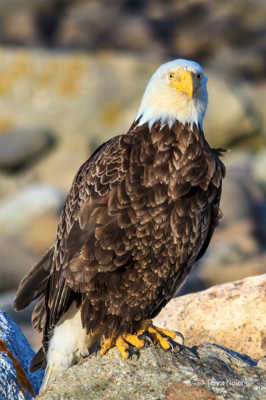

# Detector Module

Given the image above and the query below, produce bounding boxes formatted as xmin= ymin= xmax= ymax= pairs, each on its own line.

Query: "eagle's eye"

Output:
xmin=168 ymin=72 xmax=175 ymax=80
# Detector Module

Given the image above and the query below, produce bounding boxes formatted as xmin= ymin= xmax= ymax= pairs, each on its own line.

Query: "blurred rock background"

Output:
xmin=0 ymin=0 xmax=265 ymax=351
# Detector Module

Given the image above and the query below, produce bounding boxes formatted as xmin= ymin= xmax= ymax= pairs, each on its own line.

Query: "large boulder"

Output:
xmin=37 ymin=341 xmax=265 ymax=400
xmin=0 ymin=312 xmax=43 ymax=399
xmin=155 ymin=274 xmax=266 ymax=360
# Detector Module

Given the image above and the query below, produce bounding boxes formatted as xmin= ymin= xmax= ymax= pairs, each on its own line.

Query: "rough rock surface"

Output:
xmin=154 ymin=274 xmax=266 ymax=360
xmin=37 ymin=342 xmax=265 ymax=400
xmin=0 ymin=312 xmax=43 ymax=399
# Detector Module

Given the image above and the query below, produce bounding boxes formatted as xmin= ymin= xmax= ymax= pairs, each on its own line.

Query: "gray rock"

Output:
xmin=208 ymin=47 xmax=265 ymax=82
xmin=0 ymin=236 xmax=37 ymax=292
xmin=0 ymin=312 xmax=43 ymax=399
xmin=240 ymin=82 xmax=266 ymax=144
xmin=199 ymin=243 xmax=266 ymax=287
xmin=37 ymin=341 xmax=265 ymax=400
xmin=220 ymin=152 xmax=266 ymax=243
xmin=219 ymin=152 xmax=260 ymax=222
xmin=0 ymin=129 xmax=55 ymax=171
xmin=221 ymin=176 xmax=252 ymax=223
xmin=0 ymin=184 xmax=65 ymax=235
xmin=204 ymin=73 xmax=261 ymax=148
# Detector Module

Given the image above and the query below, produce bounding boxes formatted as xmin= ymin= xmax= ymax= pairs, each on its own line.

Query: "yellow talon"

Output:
xmin=136 ymin=320 xmax=179 ymax=350
xmin=148 ymin=326 xmax=171 ymax=349
xmin=156 ymin=327 xmax=176 ymax=339
xmin=116 ymin=336 xmax=130 ymax=359
xmin=123 ymin=333 xmax=145 ymax=348
xmin=99 ymin=337 xmax=113 ymax=356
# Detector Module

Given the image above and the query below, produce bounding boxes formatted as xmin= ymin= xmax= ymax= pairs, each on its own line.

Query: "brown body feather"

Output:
xmin=14 ymin=120 xmax=225 ymax=371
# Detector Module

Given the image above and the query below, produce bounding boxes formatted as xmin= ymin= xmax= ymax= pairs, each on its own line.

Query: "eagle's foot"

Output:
xmin=99 ymin=334 xmax=145 ymax=359
xmin=136 ymin=320 xmax=184 ymax=351
xmin=99 ymin=322 xmax=184 ymax=359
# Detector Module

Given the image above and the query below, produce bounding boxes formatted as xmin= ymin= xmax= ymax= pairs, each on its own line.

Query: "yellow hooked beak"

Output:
xmin=169 ymin=70 xmax=194 ymax=99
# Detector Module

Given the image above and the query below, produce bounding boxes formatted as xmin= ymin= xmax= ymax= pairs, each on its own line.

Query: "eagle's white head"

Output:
xmin=136 ymin=59 xmax=208 ymax=129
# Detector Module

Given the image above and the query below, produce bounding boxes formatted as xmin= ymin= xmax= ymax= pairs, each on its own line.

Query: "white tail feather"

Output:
xmin=39 ymin=301 xmax=93 ymax=393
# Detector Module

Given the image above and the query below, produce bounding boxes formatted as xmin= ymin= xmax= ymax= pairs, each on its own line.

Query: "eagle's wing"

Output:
xmin=196 ymin=188 xmax=222 ymax=262
xmin=14 ymin=246 xmax=54 ymax=310
xmin=13 ymin=133 xmax=132 ymax=337
xmin=196 ymin=149 xmax=225 ymax=262
xmin=47 ymin=133 xmax=133 ymax=328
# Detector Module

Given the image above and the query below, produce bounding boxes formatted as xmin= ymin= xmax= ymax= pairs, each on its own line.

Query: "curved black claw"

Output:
xmin=138 ymin=331 xmax=153 ymax=347
xmin=126 ymin=347 xmax=140 ymax=360
xmin=93 ymin=344 xmax=102 ymax=356
xmin=174 ymin=331 xmax=185 ymax=346
xmin=167 ymin=338 xmax=184 ymax=353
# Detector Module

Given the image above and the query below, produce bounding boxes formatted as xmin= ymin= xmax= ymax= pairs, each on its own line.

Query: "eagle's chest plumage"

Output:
xmin=125 ymin=122 xmax=214 ymax=257
xmin=106 ymin=121 xmax=222 ymax=320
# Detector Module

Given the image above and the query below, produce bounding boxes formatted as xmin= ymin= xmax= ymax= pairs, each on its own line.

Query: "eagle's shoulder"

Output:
xmin=58 ymin=133 xmax=132 ymax=234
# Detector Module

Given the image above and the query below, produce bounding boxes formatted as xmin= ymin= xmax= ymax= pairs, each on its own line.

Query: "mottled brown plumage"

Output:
xmin=15 ymin=119 xmax=225 ymax=369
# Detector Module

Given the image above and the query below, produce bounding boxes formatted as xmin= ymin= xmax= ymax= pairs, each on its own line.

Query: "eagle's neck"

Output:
xmin=130 ymin=118 xmax=206 ymax=146
xmin=136 ymin=105 xmax=204 ymax=131
xmin=135 ymin=85 xmax=207 ymax=130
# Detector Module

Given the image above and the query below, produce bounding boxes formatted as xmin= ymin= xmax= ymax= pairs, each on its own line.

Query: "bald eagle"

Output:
xmin=14 ymin=59 xmax=225 ymax=391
